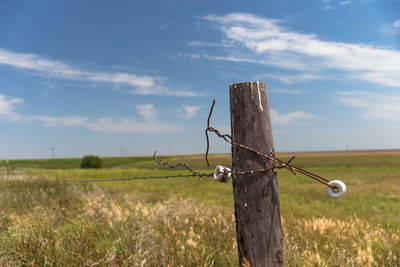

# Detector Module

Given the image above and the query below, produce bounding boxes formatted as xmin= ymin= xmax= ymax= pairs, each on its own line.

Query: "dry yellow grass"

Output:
xmin=283 ymin=216 xmax=400 ymax=266
xmin=1 ymin=180 xmax=399 ymax=266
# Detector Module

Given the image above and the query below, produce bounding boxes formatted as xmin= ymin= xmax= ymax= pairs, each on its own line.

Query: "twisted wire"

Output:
xmin=36 ymin=152 xmax=212 ymax=183
xmin=153 ymin=151 xmax=212 ymax=178
xmin=205 ymin=99 xmax=333 ymax=189
xmin=44 ymin=173 xmax=206 ymax=183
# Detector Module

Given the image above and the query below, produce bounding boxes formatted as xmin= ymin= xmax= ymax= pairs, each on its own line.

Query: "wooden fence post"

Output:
xmin=230 ymin=82 xmax=283 ymax=266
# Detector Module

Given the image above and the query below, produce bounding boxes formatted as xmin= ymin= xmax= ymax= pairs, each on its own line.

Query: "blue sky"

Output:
xmin=1 ymin=0 xmax=400 ymax=159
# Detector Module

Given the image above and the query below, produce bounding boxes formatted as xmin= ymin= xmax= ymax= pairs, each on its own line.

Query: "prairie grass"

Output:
xmin=283 ymin=216 xmax=400 ymax=266
xmin=1 ymin=153 xmax=400 ymax=265
xmin=1 ymin=180 xmax=399 ymax=266
xmin=0 ymin=181 xmax=238 ymax=266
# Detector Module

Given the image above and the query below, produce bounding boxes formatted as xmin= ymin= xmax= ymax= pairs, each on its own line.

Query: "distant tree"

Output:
xmin=80 ymin=155 xmax=102 ymax=169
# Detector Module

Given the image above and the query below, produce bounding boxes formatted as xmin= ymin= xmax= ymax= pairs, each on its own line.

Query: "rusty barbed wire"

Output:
xmin=29 ymin=153 xmax=212 ymax=183
xmin=153 ymin=151 xmax=212 ymax=178
xmin=43 ymin=173 xmax=208 ymax=183
xmin=205 ymin=99 xmax=334 ymax=189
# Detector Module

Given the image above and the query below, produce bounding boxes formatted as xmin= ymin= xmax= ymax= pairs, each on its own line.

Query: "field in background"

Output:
xmin=1 ymin=152 xmax=400 ymax=265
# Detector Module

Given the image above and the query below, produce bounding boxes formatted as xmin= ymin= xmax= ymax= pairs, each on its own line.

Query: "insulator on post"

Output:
xmin=213 ymin=165 xmax=231 ymax=183
xmin=326 ymin=180 xmax=347 ymax=199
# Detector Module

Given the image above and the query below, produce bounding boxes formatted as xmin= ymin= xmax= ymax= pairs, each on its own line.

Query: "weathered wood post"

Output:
xmin=230 ymin=82 xmax=283 ymax=266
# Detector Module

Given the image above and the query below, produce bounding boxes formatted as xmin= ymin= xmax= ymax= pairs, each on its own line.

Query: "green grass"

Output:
xmin=3 ymin=156 xmax=156 ymax=169
xmin=1 ymin=153 xmax=400 ymax=265
xmin=14 ymin=153 xmax=400 ymax=227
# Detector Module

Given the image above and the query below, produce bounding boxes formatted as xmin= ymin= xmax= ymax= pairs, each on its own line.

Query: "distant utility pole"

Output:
xmin=52 ymin=147 xmax=55 ymax=159
xmin=119 ymin=147 xmax=126 ymax=157
xmin=168 ymin=145 xmax=172 ymax=155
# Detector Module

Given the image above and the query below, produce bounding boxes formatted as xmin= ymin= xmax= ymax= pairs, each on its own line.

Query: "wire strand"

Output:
xmin=205 ymin=99 xmax=334 ymax=189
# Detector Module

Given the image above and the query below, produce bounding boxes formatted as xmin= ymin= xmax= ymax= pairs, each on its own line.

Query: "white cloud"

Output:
xmin=200 ymin=13 xmax=400 ymax=88
xmin=382 ymin=24 xmax=399 ymax=36
xmin=188 ymin=41 xmax=233 ymax=48
xmin=255 ymin=73 xmax=323 ymax=84
xmin=0 ymin=95 xmax=23 ymax=121
xmin=337 ymin=91 xmax=400 ymax=121
xmin=177 ymin=105 xmax=202 ymax=119
xmin=136 ymin=104 xmax=158 ymax=121
xmin=86 ymin=118 xmax=179 ymax=134
xmin=202 ymin=54 xmax=309 ymax=71
xmin=27 ymin=115 xmax=179 ymax=134
xmin=129 ymin=87 xmax=206 ymax=97
xmin=381 ymin=18 xmax=400 ymax=36
xmin=0 ymin=48 xmax=204 ymax=97
xmin=270 ymin=109 xmax=317 ymax=125
xmin=339 ymin=1 xmax=352 ymax=5
xmin=25 ymin=115 xmax=89 ymax=127
xmin=270 ymin=88 xmax=306 ymax=94
xmin=0 ymin=94 xmax=180 ymax=134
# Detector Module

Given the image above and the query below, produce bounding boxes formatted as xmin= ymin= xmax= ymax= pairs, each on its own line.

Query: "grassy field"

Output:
xmin=1 ymin=153 xmax=400 ymax=266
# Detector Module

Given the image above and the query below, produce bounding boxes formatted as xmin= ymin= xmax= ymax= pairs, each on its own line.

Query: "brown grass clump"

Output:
xmin=283 ymin=216 xmax=400 ymax=266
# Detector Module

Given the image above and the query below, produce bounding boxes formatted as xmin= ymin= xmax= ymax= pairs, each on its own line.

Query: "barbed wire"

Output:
xmin=45 ymin=173 xmax=208 ymax=183
xmin=205 ymin=99 xmax=334 ymax=189
xmin=32 ymin=153 xmax=213 ymax=183
xmin=153 ymin=151 xmax=212 ymax=178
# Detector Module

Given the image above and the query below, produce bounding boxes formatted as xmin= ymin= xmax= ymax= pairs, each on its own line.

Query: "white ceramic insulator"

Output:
xmin=326 ymin=180 xmax=347 ymax=199
xmin=213 ymin=165 xmax=231 ymax=183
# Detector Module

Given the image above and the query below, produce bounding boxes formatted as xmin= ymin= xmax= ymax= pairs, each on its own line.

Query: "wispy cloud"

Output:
xmin=177 ymin=105 xmax=202 ymax=119
xmin=0 ymin=95 xmax=23 ymax=121
xmin=255 ymin=73 xmax=323 ymax=84
xmin=199 ymin=13 xmax=400 ymax=88
xmin=321 ymin=0 xmax=332 ymax=10
xmin=160 ymin=20 xmax=171 ymax=30
xmin=322 ymin=0 xmax=351 ymax=9
xmin=337 ymin=91 xmax=400 ymax=121
xmin=339 ymin=1 xmax=352 ymax=5
xmin=270 ymin=109 xmax=317 ymax=125
xmin=201 ymin=54 xmax=310 ymax=71
xmin=0 ymin=94 xmax=180 ymax=133
xmin=188 ymin=41 xmax=233 ymax=48
xmin=270 ymin=88 xmax=307 ymax=94
xmin=85 ymin=118 xmax=180 ymax=134
xmin=0 ymin=48 xmax=204 ymax=97
xmin=382 ymin=18 xmax=400 ymax=36
xmin=136 ymin=104 xmax=158 ymax=121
